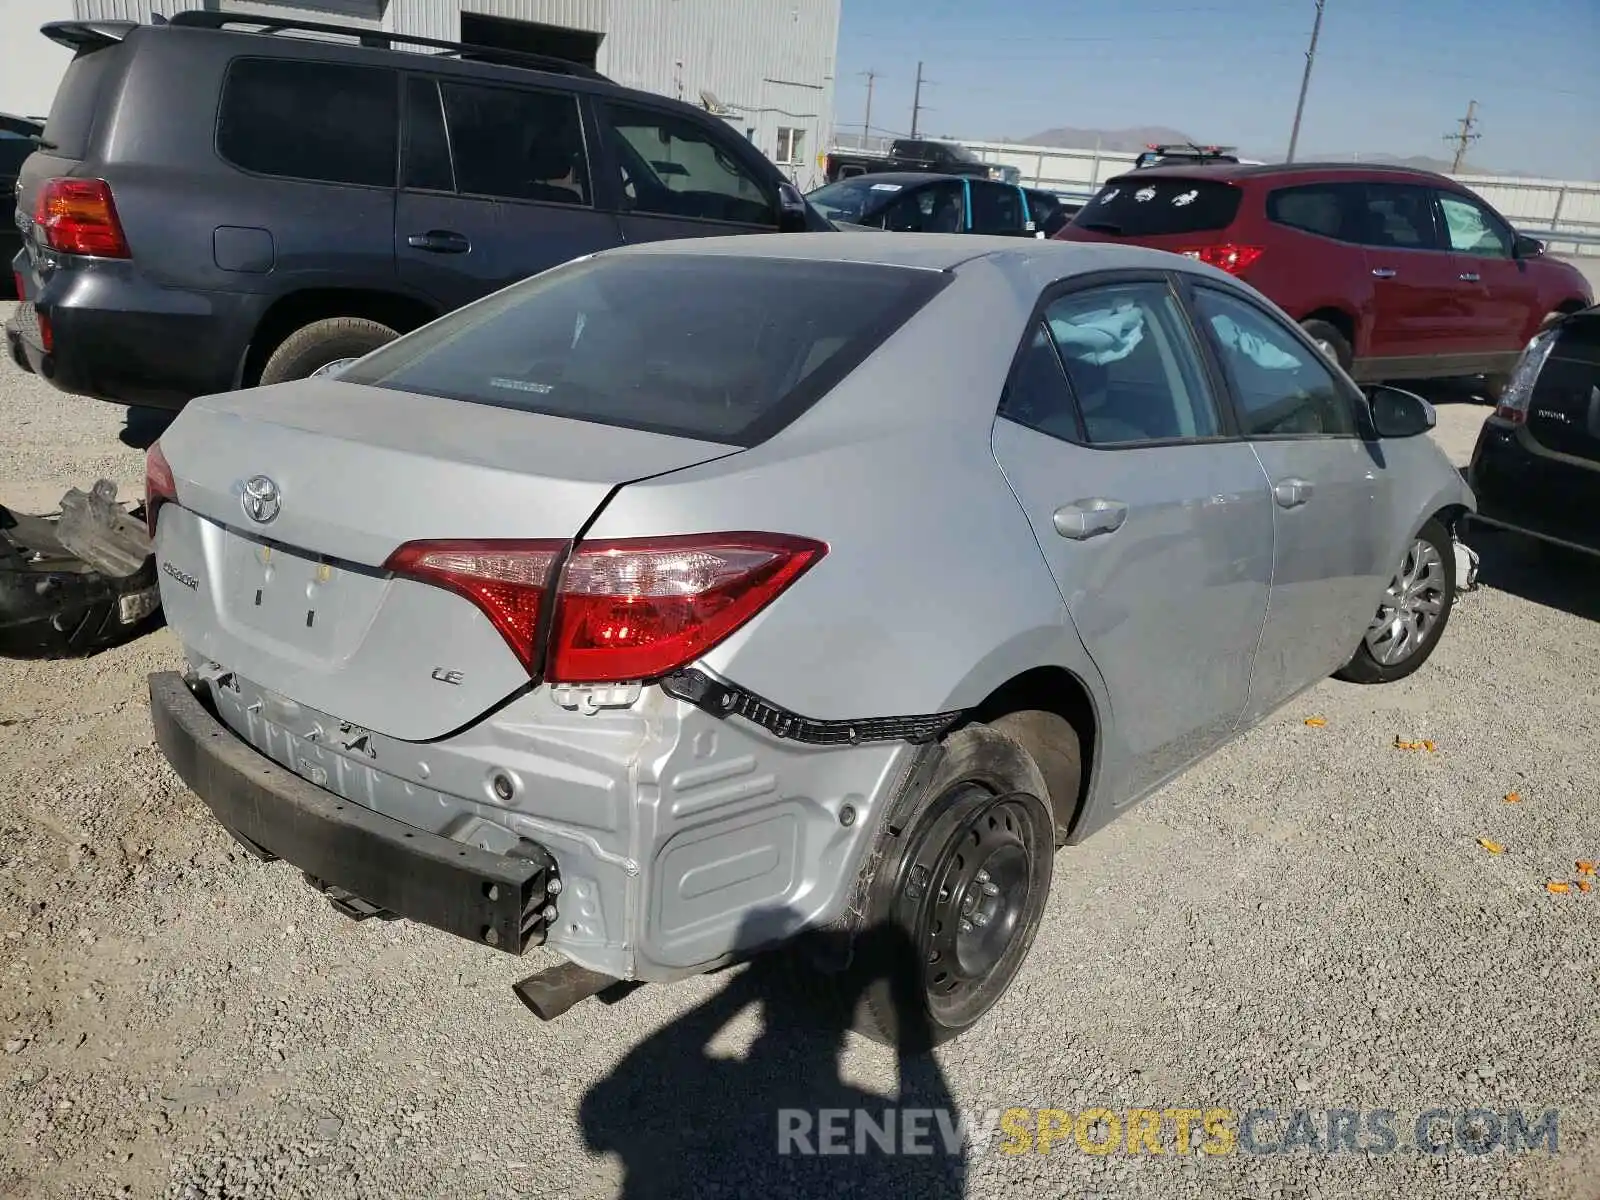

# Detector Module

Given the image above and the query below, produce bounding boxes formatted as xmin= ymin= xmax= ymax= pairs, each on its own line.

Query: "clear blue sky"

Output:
xmin=834 ymin=0 xmax=1600 ymax=179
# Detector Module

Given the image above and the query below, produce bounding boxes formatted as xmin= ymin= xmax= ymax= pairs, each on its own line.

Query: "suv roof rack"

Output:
xmin=163 ymin=9 xmax=610 ymax=82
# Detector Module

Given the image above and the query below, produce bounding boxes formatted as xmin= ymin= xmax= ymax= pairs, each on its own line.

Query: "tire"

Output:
xmin=257 ymin=317 xmax=398 ymax=386
xmin=830 ymin=723 xmax=1058 ymax=1051
xmin=991 ymin=708 xmax=1082 ymax=847
xmin=1301 ymin=319 xmax=1353 ymax=373
xmin=1334 ymin=518 xmax=1456 ymax=685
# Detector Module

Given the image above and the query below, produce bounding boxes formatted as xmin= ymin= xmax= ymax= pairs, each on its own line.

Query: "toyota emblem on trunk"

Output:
xmin=241 ymin=475 xmax=281 ymax=524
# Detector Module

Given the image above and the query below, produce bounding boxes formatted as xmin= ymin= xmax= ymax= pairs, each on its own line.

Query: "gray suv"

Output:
xmin=5 ymin=10 xmax=822 ymax=408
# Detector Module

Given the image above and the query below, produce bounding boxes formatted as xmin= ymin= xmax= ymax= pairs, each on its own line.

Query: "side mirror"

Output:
xmin=1513 ymin=234 xmax=1545 ymax=259
xmin=1365 ymin=385 xmax=1436 ymax=438
xmin=777 ymin=183 xmax=809 ymax=232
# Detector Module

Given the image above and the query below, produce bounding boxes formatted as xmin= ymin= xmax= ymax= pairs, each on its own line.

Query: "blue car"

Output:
xmin=807 ymin=172 xmax=1047 ymax=237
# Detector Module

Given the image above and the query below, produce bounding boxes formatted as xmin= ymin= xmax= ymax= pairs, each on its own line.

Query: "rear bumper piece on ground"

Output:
xmin=148 ymin=670 xmax=559 ymax=955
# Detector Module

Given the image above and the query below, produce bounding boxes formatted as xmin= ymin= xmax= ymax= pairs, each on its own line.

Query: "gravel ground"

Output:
xmin=2 ymin=307 xmax=1598 ymax=1199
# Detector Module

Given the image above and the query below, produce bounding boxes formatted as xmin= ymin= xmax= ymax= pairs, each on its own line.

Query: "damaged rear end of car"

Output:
xmin=145 ymin=247 xmax=956 ymax=1011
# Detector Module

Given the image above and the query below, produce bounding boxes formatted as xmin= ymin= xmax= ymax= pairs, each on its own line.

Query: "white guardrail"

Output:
xmin=920 ymin=138 xmax=1600 ymax=257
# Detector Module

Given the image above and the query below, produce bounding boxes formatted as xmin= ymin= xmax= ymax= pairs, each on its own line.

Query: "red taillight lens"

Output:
xmin=383 ymin=541 xmax=566 ymax=669
xmin=144 ymin=441 xmax=178 ymax=540
xmin=33 ymin=177 xmax=131 ymax=258
xmin=385 ymin=532 xmax=827 ymax=683
xmin=1179 ymin=244 xmax=1264 ymax=275
xmin=549 ymin=534 xmax=826 ymax=683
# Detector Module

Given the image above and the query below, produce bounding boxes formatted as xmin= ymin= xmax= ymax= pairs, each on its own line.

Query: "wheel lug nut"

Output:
xmin=971 ymin=912 xmax=990 ymax=928
xmin=959 ymin=919 xmax=973 ymax=933
xmin=976 ymin=869 xmax=990 ymax=884
xmin=982 ymin=881 xmax=999 ymax=896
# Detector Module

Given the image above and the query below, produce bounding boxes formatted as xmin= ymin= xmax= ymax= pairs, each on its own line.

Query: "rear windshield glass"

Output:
xmin=335 ymin=253 xmax=951 ymax=446
xmin=806 ymin=177 xmax=913 ymax=223
xmin=1072 ymin=177 xmax=1242 ymax=237
xmin=42 ymin=47 xmax=122 ymax=160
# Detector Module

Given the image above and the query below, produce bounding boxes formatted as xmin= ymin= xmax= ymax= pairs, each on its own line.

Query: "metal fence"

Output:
xmin=826 ymin=136 xmax=1600 ymax=257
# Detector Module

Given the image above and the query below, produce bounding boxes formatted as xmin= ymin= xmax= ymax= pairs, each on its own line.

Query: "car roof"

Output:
xmin=1106 ymin=160 xmax=1462 ymax=187
xmin=603 ymin=230 xmax=1212 ymax=285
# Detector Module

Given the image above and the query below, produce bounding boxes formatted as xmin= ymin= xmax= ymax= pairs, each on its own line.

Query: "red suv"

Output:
xmin=1054 ymin=163 xmax=1593 ymax=388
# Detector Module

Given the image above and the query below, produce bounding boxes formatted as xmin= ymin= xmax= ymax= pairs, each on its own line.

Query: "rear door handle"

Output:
xmin=1371 ymin=267 xmax=1397 ymax=279
xmin=406 ymin=230 xmax=471 ymax=254
xmin=1053 ymin=498 xmax=1128 ymax=540
xmin=1458 ymin=272 xmax=1480 ymax=282
xmin=1273 ymin=478 xmax=1314 ymax=508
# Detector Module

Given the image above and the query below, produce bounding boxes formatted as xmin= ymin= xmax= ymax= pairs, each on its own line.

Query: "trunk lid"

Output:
xmin=154 ymin=379 xmax=738 ymax=741
xmin=1525 ymin=314 xmax=1600 ymax=464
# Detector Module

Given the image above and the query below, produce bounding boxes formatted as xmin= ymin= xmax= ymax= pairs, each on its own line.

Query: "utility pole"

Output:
xmin=911 ymin=61 xmax=927 ymax=139
xmin=1285 ymin=0 xmax=1326 ymax=164
xmin=1446 ymin=100 xmax=1480 ymax=173
xmin=860 ymin=69 xmax=877 ymax=146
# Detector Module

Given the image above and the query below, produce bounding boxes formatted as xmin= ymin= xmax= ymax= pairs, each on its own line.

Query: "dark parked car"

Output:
xmin=2 ymin=113 xmax=45 ymax=297
xmin=1468 ymin=304 xmax=1600 ymax=560
xmin=823 ymin=138 xmax=1019 ymax=185
xmin=1022 ymin=188 xmax=1082 ymax=238
xmin=5 ymin=10 xmax=824 ymax=408
xmin=1055 ymin=162 xmax=1593 ymax=387
xmin=806 ymin=173 xmax=1044 ymax=237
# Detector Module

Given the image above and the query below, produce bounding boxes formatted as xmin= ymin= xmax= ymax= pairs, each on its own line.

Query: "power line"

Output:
xmin=1285 ymin=0 xmax=1326 ymax=164
xmin=1446 ymin=99 xmax=1481 ymax=172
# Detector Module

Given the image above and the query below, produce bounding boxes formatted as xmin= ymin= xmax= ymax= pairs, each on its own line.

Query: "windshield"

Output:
xmin=335 ymin=253 xmax=950 ymax=447
xmin=805 ymin=177 xmax=909 ymax=224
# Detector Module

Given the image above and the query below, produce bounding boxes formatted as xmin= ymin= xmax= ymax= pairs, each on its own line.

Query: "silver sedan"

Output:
xmin=144 ymin=233 xmax=1475 ymax=1049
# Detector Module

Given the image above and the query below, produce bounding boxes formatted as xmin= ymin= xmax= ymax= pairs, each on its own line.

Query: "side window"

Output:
xmin=998 ymin=323 xmax=1083 ymax=443
xmin=968 ymin=180 xmax=1023 ymax=234
xmin=402 ymin=76 xmax=453 ymax=192
xmin=440 ymin=82 xmax=589 ymax=205
xmin=1436 ymin=191 xmax=1514 ymax=259
xmin=1043 ymin=282 xmax=1223 ymax=446
xmin=217 ymin=58 xmax=398 ymax=187
xmin=1266 ymin=184 xmax=1354 ymax=241
xmin=1192 ymin=287 xmax=1358 ymax=438
xmin=881 ymin=182 xmax=963 ymax=232
xmin=601 ymin=103 xmax=778 ymax=226
xmin=1355 ymin=183 xmax=1437 ymax=250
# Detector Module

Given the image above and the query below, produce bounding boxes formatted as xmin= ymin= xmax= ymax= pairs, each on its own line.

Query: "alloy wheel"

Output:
xmin=1364 ymin=538 xmax=1447 ymax=666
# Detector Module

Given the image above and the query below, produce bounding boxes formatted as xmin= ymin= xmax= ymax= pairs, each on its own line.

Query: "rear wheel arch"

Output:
xmin=1300 ymin=307 xmax=1358 ymax=364
xmin=240 ymin=288 xmax=442 ymax=387
xmin=961 ymin=665 xmax=1098 ymax=845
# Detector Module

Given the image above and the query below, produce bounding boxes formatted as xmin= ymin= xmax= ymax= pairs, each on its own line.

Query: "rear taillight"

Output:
xmin=385 ymin=533 xmax=827 ymax=684
xmin=144 ymin=441 xmax=177 ymax=540
xmin=1179 ymin=244 xmax=1264 ymax=275
xmin=1494 ymin=328 xmax=1559 ymax=425
xmin=33 ymin=177 xmax=131 ymax=258
xmin=384 ymin=540 xmax=566 ymax=669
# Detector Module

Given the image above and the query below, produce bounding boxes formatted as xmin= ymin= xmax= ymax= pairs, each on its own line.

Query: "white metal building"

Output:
xmin=0 ymin=0 xmax=842 ymax=189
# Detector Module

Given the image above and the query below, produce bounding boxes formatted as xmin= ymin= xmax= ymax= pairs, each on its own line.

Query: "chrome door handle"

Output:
xmin=1053 ymin=498 xmax=1128 ymax=540
xmin=1458 ymin=272 xmax=1480 ymax=282
xmin=1371 ymin=268 xmax=1397 ymax=279
xmin=1273 ymin=478 xmax=1314 ymax=508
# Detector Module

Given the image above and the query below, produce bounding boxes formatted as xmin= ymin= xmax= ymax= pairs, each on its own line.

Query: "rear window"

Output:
xmin=1072 ymin=176 xmax=1242 ymax=237
xmin=42 ymin=47 xmax=122 ymax=160
xmin=217 ymin=58 xmax=398 ymax=187
xmin=334 ymin=253 xmax=951 ymax=446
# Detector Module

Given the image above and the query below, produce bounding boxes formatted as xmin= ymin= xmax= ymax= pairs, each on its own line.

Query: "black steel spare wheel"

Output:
xmin=847 ymin=723 xmax=1056 ymax=1049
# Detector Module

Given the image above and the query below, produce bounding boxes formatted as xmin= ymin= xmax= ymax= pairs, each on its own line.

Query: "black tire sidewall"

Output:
xmin=1300 ymin=319 xmax=1354 ymax=372
xmin=850 ymin=724 xmax=1055 ymax=1049
xmin=258 ymin=319 xmax=397 ymax=386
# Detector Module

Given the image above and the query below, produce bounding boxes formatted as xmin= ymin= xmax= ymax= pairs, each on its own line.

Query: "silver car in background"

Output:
xmin=145 ymin=233 xmax=1475 ymax=1048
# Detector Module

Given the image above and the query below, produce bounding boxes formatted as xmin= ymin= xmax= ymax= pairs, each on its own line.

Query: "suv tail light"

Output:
xmin=33 ymin=178 xmax=131 ymax=258
xmin=1494 ymin=328 xmax=1559 ymax=425
xmin=144 ymin=441 xmax=178 ymax=539
xmin=385 ymin=533 xmax=827 ymax=684
xmin=1179 ymin=244 xmax=1264 ymax=275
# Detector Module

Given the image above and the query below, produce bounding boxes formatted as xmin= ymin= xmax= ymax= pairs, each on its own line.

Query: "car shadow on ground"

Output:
xmin=119 ymin=406 xmax=178 ymax=451
xmin=578 ymin=918 xmax=969 ymax=1199
xmin=1466 ymin=521 xmax=1600 ymax=622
